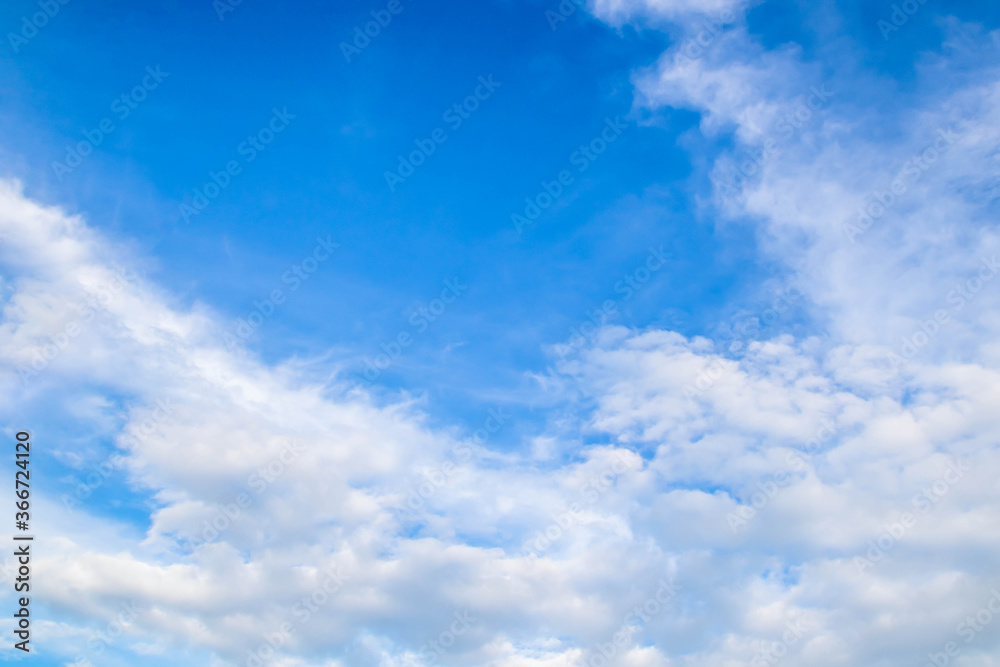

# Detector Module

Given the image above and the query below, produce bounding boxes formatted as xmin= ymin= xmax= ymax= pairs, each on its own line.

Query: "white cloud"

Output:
xmin=2 ymin=169 xmax=998 ymax=665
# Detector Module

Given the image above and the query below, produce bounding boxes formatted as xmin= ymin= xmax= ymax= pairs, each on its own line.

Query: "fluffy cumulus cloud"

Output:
xmin=0 ymin=181 xmax=675 ymax=665
xmin=2 ymin=5 xmax=1000 ymax=667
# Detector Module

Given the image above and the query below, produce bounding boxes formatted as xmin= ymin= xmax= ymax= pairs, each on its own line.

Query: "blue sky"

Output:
xmin=1 ymin=0 xmax=1000 ymax=665
xmin=0 ymin=0 xmax=772 ymax=421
